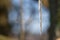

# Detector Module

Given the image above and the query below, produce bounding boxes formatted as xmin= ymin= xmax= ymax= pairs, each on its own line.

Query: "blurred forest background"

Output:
xmin=0 ymin=0 xmax=60 ymax=40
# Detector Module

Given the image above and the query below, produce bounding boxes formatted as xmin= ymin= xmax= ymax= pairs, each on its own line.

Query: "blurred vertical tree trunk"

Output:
xmin=56 ymin=0 xmax=60 ymax=38
xmin=57 ymin=0 xmax=60 ymax=23
xmin=19 ymin=0 xmax=25 ymax=40
xmin=48 ymin=0 xmax=58 ymax=40
xmin=0 ymin=0 xmax=11 ymax=36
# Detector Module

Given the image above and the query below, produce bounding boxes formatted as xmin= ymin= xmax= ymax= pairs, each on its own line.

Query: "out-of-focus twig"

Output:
xmin=38 ymin=0 xmax=42 ymax=34
xmin=19 ymin=0 xmax=25 ymax=40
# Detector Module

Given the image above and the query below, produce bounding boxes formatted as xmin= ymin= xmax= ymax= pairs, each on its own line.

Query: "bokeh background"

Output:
xmin=0 ymin=0 xmax=60 ymax=40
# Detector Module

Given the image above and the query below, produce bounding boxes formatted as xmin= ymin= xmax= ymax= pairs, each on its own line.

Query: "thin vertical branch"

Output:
xmin=38 ymin=0 xmax=42 ymax=34
xmin=19 ymin=0 xmax=25 ymax=40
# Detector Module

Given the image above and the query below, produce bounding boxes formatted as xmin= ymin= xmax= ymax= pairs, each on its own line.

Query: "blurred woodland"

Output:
xmin=0 ymin=0 xmax=60 ymax=40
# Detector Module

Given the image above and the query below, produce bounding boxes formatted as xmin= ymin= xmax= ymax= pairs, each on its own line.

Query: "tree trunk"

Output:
xmin=48 ymin=0 xmax=58 ymax=40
